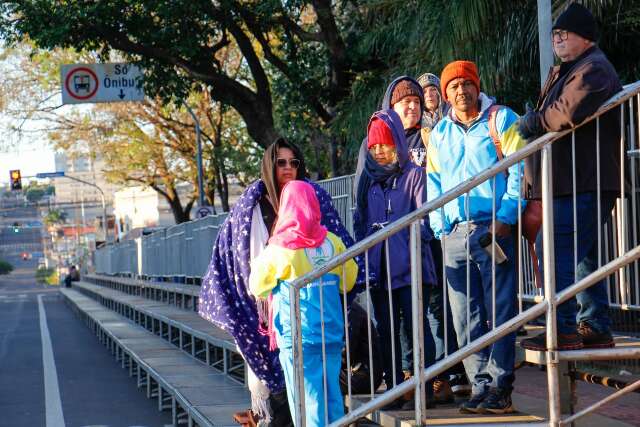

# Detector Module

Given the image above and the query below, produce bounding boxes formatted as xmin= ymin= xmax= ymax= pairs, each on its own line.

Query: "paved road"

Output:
xmin=0 ymin=203 xmax=173 ymax=427
xmin=0 ymin=204 xmax=43 ymax=265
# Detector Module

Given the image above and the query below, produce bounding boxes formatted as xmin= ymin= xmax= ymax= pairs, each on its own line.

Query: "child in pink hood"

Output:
xmin=250 ymin=180 xmax=357 ymax=426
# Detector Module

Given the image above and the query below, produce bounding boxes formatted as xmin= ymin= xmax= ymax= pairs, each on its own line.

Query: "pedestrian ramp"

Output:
xmin=60 ymin=287 xmax=249 ymax=427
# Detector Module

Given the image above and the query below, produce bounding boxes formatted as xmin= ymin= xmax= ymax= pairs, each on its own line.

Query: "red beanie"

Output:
xmin=440 ymin=60 xmax=480 ymax=100
xmin=367 ymin=118 xmax=395 ymax=150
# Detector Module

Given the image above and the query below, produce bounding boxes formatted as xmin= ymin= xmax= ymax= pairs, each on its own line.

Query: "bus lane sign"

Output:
xmin=61 ymin=63 xmax=145 ymax=104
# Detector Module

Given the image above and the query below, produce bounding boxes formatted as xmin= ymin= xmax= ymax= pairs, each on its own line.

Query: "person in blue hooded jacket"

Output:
xmin=353 ymin=109 xmax=437 ymax=409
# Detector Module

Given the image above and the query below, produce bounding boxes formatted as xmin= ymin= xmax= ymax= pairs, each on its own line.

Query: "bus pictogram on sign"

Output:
xmin=65 ymin=67 xmax=99 ymax=100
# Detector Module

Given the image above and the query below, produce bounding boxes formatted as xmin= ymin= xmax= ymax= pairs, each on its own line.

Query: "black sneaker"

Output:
xmin=477 ymin=388 xmax=515 ymax=414
xmin=520 ymin=331 xmax=583 ymax=351
xmin=578 ymin=322 xmax=614 ymax=348
xmin=459 ymin=390 xmax=489 ymax=414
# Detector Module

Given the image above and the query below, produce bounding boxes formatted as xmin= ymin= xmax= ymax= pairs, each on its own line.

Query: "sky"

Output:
xmin=0 ymin=144 xmax=56 ymax=185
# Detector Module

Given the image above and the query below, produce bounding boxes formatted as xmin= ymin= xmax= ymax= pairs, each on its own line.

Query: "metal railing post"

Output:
xmin=289 ymin=284 xmax=306 ymax=427
xmin=541 ymin=144 xmax=562 ymax=425
xmin=410 ymin=221 xmax=426 ymax=425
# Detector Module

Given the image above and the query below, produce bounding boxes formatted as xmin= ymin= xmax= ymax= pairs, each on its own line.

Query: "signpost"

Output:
xmin=61 ymin=63 xmax=144 ymax=105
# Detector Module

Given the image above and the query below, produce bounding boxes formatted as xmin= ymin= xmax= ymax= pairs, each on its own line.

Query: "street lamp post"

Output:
xmin=182 ymin=102 xmax=208 ymax=211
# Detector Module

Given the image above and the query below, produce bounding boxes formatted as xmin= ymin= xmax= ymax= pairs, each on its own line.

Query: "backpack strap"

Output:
xmin=487 ymin=104 xmax=503 ymax=161
xmin=487 ymin=104 xmax=508 ymax=178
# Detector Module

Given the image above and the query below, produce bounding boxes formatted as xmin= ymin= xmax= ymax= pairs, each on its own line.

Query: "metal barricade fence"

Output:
xmin=282 ymin=82 xmax=640 ymax=427
xmin=92 ymin=175 xmax=354 ymax=280
xmin=317 ymin=174 xmax=356 ymax=236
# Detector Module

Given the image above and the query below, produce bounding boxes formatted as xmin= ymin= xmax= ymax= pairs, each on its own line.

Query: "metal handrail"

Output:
xmin=329 ymin=244 xmax=640 ymax=426
xmin=290 ymin=81 xmax=640 ymax=427
xmin=290 ymin=80 xmax=640 ymax=291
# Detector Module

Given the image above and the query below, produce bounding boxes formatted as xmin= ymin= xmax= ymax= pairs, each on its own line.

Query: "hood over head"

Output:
xmin=381 ymin=76 xmax=424 ymax=126
xmin=268 ymin=180 xmax=328 ymax=250
xmin=367 ymin=109 xmax=409 ymax=169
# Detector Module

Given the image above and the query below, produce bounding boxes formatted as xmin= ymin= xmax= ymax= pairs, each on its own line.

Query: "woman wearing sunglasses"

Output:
xmin=199 ymin=137 xmax=363 ymax=427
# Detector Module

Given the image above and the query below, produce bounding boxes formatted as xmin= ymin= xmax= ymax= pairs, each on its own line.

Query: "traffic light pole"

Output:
xmin=61 ymin=175 xmax=109 ymax=243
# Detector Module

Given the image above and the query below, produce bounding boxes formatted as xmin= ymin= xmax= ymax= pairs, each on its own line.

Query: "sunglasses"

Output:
xmin=276 ymin=158 xmax=301 ymax=169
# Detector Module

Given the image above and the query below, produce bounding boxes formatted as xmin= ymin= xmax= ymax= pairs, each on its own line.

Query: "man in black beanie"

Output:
xmin=519 ymin=3 xmax=623 ymax=351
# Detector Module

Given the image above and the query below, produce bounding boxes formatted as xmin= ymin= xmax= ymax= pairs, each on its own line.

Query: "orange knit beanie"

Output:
xmin=440 ymin=60 xmax=480 ymax=100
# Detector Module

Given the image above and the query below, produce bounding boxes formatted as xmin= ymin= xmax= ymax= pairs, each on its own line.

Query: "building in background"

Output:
xmin=53 ymin=152 xmax=122 ymax=204
xmin=113 ymin=184 xmax=193 ymax=239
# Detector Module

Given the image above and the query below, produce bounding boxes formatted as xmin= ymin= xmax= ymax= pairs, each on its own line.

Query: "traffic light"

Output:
xmin=9 ymin=169 xmax=22 ymax=191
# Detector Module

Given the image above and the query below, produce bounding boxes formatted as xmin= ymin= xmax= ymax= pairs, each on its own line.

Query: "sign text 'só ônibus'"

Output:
xmin=61 ymin=63 xmax=145 ymax=105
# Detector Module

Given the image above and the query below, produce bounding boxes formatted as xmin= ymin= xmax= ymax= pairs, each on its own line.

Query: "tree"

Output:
xmin=25 ymin=187 xmax=45 ymax=203
xmin=2 ymin=1 xmax=638 ymax=178
xmin=44 ymin=209 xmax=67 ymax=226
xmin=50 ymin=93 xmax=261 ymax=219
xmin=0 ymin=259 xmax=13 ymax=275
xmin=0 ymin=43 xmax=259 ymax=217
xmin=0 ymin=1 xmax=379 ymax=174
xmin=333 ymin=0 xmax=640 ymax=150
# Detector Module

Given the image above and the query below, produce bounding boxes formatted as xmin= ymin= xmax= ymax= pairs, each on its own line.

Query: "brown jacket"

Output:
xmin=526 ymin=46 xmax=623 ymax=199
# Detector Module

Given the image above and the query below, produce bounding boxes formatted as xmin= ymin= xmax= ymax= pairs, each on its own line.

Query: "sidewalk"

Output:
xmin=513 ymin=366 xmax=639 ymax=427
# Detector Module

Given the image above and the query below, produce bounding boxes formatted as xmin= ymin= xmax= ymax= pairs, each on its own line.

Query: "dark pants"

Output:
xmin=371 ymin=285 xmax=435 ymax=394
xmin=401 ymin=240 xmax=466 ymax=380
xmin=537 ymin=192 xmax=615 ymax=334
xmin=266 ymin=389 xmax=293 ymax=427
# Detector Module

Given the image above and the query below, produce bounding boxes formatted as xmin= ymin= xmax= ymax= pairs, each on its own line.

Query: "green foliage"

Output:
xmin=1 ymin=0 xmax=639 ymax=176
xmin=35 ymin=267 xmax=58 ymax=285
xmin=0 ymin=259 xmax=13 ymax=275
xmin=44 ymin=209 xmax=67 ymax=226
xmin=25 ymin=187 xmax=45 ymax=203
xmin=330 ymin=0 xmax=640 ymax=161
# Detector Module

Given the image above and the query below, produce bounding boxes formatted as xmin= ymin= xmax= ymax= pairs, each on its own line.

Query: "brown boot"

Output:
xmin=433 ymin=379 xmax=454 ymax=404
xmin=233 ymin=409 xmax=257 ymax=426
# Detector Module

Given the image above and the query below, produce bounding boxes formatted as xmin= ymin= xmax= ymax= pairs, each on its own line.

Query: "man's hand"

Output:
xmin=492 ymin=220 xmax=512 ymax=238
xmin=517 ymin=105 xmax=543 ymax=140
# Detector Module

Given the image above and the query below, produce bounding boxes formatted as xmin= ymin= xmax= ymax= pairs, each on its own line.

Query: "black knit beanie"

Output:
xmin=553 ymin=3 xmax=598 ymax=41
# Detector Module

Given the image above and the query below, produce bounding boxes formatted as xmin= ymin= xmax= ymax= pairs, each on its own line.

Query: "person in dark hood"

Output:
xmin=199 ymin=138 xmax=365 ymax=427
xmin=353 ymin=76 xmax=427 ymax=232
xmin=382 ymin=76 xmax=427 ymax=168
xmin=417 ymin=73 xmax=450 ymax=146
xmin=354 ymin=109 xmax=437 ymax=409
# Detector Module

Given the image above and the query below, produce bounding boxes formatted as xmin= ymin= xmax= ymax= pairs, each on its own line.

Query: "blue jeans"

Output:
xmin=537 ymin=192 xmax=615 ymax=334
xmin=371 ymin=285 xmax=435 ymax=393
xmin=444 ymin=222 xmax=517 ymax=394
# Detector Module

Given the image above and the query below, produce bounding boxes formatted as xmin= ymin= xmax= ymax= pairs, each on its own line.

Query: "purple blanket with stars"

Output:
xmin=198 ymin=179 xmax=365 ymax=392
